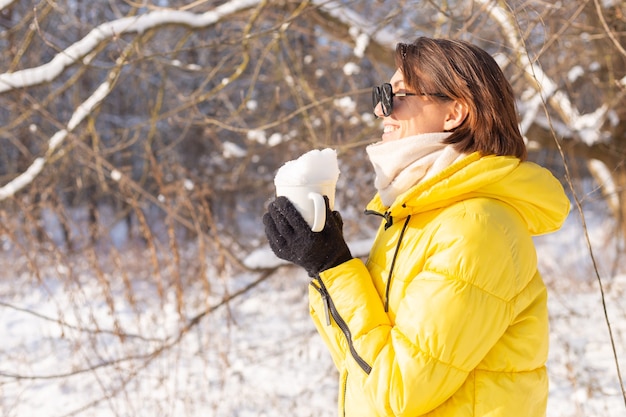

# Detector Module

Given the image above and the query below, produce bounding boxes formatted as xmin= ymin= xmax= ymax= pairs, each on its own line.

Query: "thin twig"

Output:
xmin=593 ymin=0 xmax=626 ymax=58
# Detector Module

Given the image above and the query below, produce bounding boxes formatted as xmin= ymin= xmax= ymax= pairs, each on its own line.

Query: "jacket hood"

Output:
xmin=366 ymin=152 xmax=571 ymax=236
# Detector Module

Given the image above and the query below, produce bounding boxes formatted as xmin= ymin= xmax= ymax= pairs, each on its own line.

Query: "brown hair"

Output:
xmin=395 ymin=37 xmax=527 ymax=160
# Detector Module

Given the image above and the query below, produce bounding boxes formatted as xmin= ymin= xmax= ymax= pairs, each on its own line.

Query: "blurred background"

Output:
xmin=0 ymin=1 xmax=624 ymax=416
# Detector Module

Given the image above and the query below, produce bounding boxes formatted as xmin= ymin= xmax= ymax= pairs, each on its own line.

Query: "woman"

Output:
xmin=263 ymin=37 xmax=570 ymax=416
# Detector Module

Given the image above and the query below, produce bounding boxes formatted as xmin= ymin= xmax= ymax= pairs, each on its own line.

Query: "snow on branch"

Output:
xmin=312 ymin=0 xmax=400 ymax=57
xmin=0 ymin=0 xmax=260 ymax=94
xmin=587 ymin=159 xmax=619 ymax=215
xmin=0 ymin=0 xmax=16 ymax=12
xmin=0 ymin=0 xmax=263 ymax=201
xmin=477 ymin=0 xmax=608 ymax=145
xmin=0 ymin=77 xmax=114 ymax=201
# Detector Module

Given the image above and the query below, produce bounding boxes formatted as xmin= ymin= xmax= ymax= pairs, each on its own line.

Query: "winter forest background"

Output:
xmin=0 ymin=0 xmax=625 ymax=416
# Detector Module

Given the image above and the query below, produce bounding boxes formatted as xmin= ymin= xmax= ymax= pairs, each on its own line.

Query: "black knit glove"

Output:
xmin=263 ymin=196 xmax=353 ymax=276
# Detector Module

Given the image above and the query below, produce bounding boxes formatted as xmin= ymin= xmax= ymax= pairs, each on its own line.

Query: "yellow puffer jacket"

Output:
xmin=308 ymin=152 xmax=570 ymax=417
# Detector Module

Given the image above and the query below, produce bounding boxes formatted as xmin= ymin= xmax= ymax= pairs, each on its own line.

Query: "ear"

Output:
xmin=443 ymin=100 xmax=468 ymax=131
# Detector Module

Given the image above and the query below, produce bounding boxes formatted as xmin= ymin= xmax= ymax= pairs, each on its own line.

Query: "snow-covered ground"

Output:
xmin=1 ymin=200 xmax=625 ymax=417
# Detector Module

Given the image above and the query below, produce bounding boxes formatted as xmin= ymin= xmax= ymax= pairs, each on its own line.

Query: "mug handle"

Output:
xmin=308 ymin=192 xmax=326 ymax=232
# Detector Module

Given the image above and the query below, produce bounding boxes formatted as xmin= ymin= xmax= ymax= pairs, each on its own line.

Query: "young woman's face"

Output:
xmin=375 ymin=69 xmax=456 ymax=142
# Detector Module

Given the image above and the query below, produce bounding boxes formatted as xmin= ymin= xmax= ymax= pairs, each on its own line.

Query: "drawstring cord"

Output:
xmin=305 ymin=209 xmax=412 ymax=374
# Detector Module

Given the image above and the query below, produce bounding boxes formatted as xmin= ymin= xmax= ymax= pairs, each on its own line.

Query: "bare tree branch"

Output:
xmin=0 ymin=1 xmax=260 ymax=93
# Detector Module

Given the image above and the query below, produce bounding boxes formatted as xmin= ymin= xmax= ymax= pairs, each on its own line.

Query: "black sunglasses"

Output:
xmin=372 ymin=83 xmax=447 ymax=117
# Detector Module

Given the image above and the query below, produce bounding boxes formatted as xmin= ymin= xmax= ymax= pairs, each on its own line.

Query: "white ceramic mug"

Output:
xmin=275 ymin=181 xmax=335 ymax=232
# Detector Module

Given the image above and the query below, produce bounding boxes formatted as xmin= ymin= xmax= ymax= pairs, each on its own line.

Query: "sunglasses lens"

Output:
xmin=381 ymin=84 xmax=392 ymax=116
xmin=372 ymin=84 xmax=393 ymax=116
xmin=372 ymin=86 xmax=380 ymax=110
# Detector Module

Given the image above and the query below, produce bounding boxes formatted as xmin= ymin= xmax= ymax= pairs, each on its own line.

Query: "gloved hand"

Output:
xmin=263 ymin=196 xmax=353 ymax=276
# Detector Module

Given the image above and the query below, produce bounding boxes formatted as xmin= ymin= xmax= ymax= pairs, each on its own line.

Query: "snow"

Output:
xmin=0 ymin=157 xmax=45 ymax=200
xmin=477 ymin=0 xmax=610 ymax=145
xmin=568 ymin=66 xmax=585 ymax=83
xmin=353 ymin=33 xmax=370 ymax=58
xmin=1 ymin=203 xmax=625 ymax=416
xmin=587 ymin=159 xmax=619 ymax=212
xmin=110 ymin=169 xmax=122 ymax=182
xmin=0 ymin=0 xmax=15 ymax=11
xmin=348 ymin=26 xmax=370 ymax=58
xmin=342 ymin=62 xmax=361 ymax=76
xmin=246 ymin=100 xmax=258 ymax=111
xmin=67 ymin=81 xmax=112 ymax=131
xmin=274 ymin=148 xmax=340 ymax=187
xmin=334 ymin=96 xmax=357 ymax=115
xmin=312 ymin=0 xmax=396 ymax=50
xmin=223 ymin=141 xmax=247 ymax=158
xmin=0 ymin=72 xmax=114 ymax=201
xmin=246 ymin=129 xmax=267 ymax=145
xmin=267 ymin=133 xmax=284 ymax=147
xmin=0 ymin=1 xmax=262 ymax=94
xmin=0 ymin=0 xmax=624 ymax=414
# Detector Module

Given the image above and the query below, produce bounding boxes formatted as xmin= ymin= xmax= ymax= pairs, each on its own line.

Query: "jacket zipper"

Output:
xmin=310 ymin=277 xmax=372 ymax=375
xmin=365 ymin=210 xmax=412 ymax=312
xmin=383 ymin=215 xmax=411 ymax=312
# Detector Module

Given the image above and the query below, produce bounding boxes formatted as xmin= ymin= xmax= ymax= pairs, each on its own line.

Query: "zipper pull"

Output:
xmin=383 ymin=212 xmax=393 ymax=230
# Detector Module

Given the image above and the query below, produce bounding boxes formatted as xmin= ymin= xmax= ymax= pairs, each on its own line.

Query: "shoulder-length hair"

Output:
xmin=396 ymin=37 xmax=527 ymax=160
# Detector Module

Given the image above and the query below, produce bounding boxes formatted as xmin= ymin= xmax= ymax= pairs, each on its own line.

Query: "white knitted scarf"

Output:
xmin=366 ymin=132 xmax=464 ymax=207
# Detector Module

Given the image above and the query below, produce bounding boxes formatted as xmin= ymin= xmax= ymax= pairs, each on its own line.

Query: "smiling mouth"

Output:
xmin=383 ymin=125 xmax=398 ymax=133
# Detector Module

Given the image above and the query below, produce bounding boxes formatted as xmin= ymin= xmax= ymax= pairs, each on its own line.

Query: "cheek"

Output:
xmin=421 ymin=107 xmax=448 ymax=129
xmin=403 ymin=109 xmax=446 ymax=134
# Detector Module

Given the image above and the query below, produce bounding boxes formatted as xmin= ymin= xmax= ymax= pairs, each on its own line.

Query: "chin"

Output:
xmin=382 ymin=131 xmax=401 ymax=141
